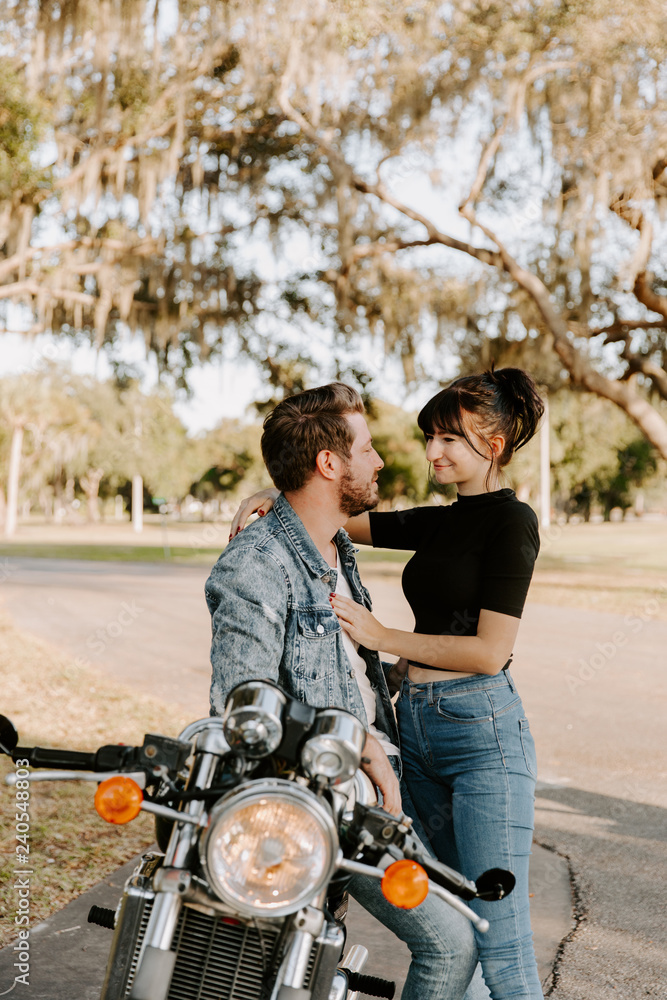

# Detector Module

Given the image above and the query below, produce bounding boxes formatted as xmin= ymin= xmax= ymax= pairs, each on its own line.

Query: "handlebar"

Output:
xmin=6 ymin=730 xmax=192 ymax=779
xmin=399 ymin=844 xmax=478 ymax=900
xmin=12 ymin=745 xmax=101 ymax=770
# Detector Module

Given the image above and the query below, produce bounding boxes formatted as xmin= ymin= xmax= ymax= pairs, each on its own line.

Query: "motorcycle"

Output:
xmin=1 ymin=679 xmax=515 ymax=1000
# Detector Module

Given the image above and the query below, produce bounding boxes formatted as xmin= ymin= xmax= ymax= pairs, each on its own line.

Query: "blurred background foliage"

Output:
xmin=0 ymin=365 xmax=663 ymax=525
xmin=1 ymin=0 xmax=666 ymax=525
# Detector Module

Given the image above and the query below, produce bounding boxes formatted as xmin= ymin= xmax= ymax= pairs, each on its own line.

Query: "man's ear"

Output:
xmin=314 ymin=449 xmax=339 ymax=481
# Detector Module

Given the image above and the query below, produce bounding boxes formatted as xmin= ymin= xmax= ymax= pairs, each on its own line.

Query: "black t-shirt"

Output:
xmin=369 ymin=489 xmax=539 ymax=652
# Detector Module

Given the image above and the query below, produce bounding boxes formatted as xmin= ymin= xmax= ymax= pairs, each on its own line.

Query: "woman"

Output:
xmin=232 ymin=367 xmax=545 ymax=999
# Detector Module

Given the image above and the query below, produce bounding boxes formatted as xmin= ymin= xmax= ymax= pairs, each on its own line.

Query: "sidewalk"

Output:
xmin=0 ymin=841 xmax=572 ymax=999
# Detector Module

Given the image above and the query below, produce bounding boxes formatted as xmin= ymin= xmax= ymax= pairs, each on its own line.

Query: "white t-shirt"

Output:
xmin=333 ymin=564 xmax=399 ymax=758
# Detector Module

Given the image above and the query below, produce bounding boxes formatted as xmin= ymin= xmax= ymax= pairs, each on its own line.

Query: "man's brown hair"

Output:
xmin=261 ymin=383 xmax=364 ymax=492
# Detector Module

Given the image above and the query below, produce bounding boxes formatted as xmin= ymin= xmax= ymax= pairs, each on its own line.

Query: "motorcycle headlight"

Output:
xmin=201 ymin=780 xmax=338 ymax=917
xmin=300 ymin=709 xmax=365 ymax=784
xmin=223 ymin=680 xmax=286 ymax=758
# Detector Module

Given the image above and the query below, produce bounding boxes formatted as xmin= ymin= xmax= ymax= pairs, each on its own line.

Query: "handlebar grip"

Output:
xmin=344 ymin=971 xmax=395 ymax=998
xmin=12 ymin=746 xmax=99 ymax=770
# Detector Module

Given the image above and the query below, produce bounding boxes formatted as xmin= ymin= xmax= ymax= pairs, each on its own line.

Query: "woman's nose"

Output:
xmin=425 ymin=439 xmax=441 ymax=461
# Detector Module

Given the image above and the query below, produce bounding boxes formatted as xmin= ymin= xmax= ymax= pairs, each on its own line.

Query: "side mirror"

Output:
xmin=475 ymin=868 xmax=516 ymax=901
xmin=0 ymin=715 xmax=19 ymax=755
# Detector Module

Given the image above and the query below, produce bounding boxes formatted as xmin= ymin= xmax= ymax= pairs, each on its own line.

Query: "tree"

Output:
xmin=0 ymin=0 xmax=267 ymax=386
xmin=71 ymin=374 xmax=198 ymax=508
xmin=2 ymin=1 xmax=667 ymax=458
xmin=0 ymin=368 xmax=201 ymax=528
xmin=546 ymin=391 xmax=664 ymax=520
xmin=366 ymin=400 xmax=429 ymax=506
xmin=191 ymin=420 xmax=266 ymax=504
xmin=0 ymin=371 xmax=91 ymax=533
xmin=266 ymin=0 xmax=667 ymax=453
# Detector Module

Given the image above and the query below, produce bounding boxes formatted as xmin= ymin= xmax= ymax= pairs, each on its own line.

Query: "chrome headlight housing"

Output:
xmin=200 ymin=779 xmax=338 ymax=917
xmin=223 ymin=681 xmax=286 ymax=758
xmin=300 ymin=708 xmax=365 ymax=784
xmin=178 ymin=717 xmax=230 ymax=754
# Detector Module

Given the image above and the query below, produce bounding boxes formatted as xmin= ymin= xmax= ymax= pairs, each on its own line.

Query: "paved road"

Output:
xmin=2 ymin=556 xmax=665 ymax=997
xmin=0 ymin=557 xmax=214 ymax=716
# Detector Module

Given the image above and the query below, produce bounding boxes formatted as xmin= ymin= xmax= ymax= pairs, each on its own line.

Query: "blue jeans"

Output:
xmin=347 ymin=756 xmax=490 ymax=1000
xmin=397 ymin=672 xmax=543 ymax=1000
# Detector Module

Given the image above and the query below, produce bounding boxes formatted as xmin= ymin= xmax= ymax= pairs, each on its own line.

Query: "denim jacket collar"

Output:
xmin=273 ymin=493 xmax=357 ymax=579
xmin=206 ymin=490 xmax=400 ymax=750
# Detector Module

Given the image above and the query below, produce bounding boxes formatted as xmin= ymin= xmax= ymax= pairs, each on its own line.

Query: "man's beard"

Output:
xmin=338 ymin=467 xmax=379 ymax=518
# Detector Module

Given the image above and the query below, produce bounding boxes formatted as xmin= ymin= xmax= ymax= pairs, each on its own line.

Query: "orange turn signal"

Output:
xmin=94 ymin=776 xmax=143 ymax=825
xmin=381 ymin=859 xmax=429 ymax=909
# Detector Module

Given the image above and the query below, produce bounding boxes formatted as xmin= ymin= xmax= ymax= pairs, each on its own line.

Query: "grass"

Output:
xmin=0 ymin=612 xmax=190 ymax=948
xmin=0 ymin=541 xmax=223 ymax=565
xmin=530 ymin=519 xmax=667 ymax=619
xmin=535 ymin=518 xmax=667 ymax=574
xmin=2 ymin=514 xmax=666 ymax=572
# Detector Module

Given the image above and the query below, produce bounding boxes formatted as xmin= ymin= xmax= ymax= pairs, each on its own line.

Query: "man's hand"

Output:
xmin=387 ymin=657 xmax=409 ymax=696
xmin=361 ymin=732 xmax=402 ymax=817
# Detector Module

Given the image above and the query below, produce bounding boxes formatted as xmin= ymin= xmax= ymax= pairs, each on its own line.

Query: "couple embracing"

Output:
xmin=206 ymin=371 xmax=545 ymax=1000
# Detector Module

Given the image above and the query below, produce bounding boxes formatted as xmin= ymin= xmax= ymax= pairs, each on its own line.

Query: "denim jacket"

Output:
xmin=205 ymin=493 xmax=400 ymax=749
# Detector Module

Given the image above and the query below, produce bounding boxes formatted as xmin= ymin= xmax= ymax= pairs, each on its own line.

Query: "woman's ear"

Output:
xmin=489 ymin=434 xmax=506 ymax=459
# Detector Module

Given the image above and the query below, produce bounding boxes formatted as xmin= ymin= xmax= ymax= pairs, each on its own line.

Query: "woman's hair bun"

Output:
xmin=485 ymin=367 xmax=545 ymax=452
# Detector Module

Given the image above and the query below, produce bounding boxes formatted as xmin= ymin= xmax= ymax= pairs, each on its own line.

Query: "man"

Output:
xmin=206 ymin=383 xmax=488 ymax=1000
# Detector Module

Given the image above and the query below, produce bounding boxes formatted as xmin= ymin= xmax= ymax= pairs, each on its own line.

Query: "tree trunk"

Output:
xmin=539 ymin=395 xmax=551 ymax=529
xmin=132 ymin=474 xmax=143 ymax=533
xmin=332 ymin=146 xmax=667 ymax=461
xmin=463 ymin=214 xmax=667 ymax=460
xmin=39 ymin=487 xmax=54 ymax=521
xmin=81 ymin=468 xmax=105 ymax=522
xmin=5 ymin=424 xmax=24 ymax=538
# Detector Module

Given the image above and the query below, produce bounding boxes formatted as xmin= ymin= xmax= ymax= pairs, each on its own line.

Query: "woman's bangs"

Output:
xmin=417 ymin=390 xmax=466 ymax=437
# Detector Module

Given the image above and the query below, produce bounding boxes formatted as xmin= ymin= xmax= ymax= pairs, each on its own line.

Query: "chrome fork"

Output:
xmin=128 ymin=726 xmax=227 ymax=1000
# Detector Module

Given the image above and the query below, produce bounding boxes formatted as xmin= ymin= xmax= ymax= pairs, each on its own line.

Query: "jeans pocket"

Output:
xmin=435 ymin=691 xmax=495 ymax=725
xmin=519 ymin=717 xmax=538 ymax=779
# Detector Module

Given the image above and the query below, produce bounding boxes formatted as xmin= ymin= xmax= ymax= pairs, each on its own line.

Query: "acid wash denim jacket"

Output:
xmin=205 ymin=493 xmax=400 ymax=751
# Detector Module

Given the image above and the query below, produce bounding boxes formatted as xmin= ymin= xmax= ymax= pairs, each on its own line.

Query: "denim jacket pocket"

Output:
xmin=296 ymin=607 xmax=341 ymax=640
xmin=293 ymin=608 xmax=341 ymax=705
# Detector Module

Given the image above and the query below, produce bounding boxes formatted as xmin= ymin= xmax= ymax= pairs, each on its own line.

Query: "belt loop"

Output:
xmin=427 ymin=682 xmax=435 ymax=706
xmin=506 ymin=672 xmax=516 ymax=694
